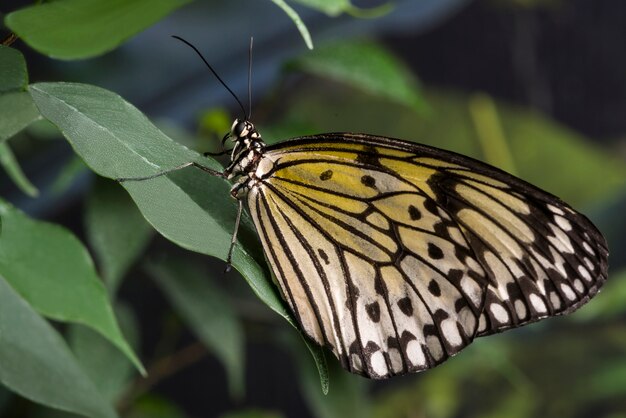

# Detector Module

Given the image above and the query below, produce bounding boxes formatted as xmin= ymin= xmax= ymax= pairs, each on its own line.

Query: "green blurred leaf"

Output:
xmin=581 ymin=360 xmax=626 ymax=400
xmin=269 ymin=0 xmax=313 ymax=50
xmin=146 ymin=257 xmax=245 ymax=398
xmin=288 ymin=40 xmax=427 ymax=113
xmin=198 ymin=108 xmax=232 ymax=139
xmin=571 ymin=270 xmax=626 ymax=321
xmin=372 ymin=365 xmax=461 ymax=418
xmin=68 ymin=303 xmax=140 ymax=403
xmin=6 ymin=0 xmax=192 ymax=60
xmin=468 ymin=93 xmax=517 ymax=175
xmin=0 ymin=45 xmax=28 ymax=92
xmin=291 ymin=0 xmax=352 ymax=16
xmin=50 ymin=155 xmax=88 ymax=195
xmin=85 ymin=178 xmax=153 ymax=293
xmin=0 ymin=275 xmax=118 ymax=418
xmin=0 ymin=42 xmax=40 ymax=142
xmin=0 ymin=198 xmax=143 ymax=374
xmin=0 ymin=141 xmax=39 ymax=197
xmin=26 ymin=119 xmax=63 ymax=141
xmin=127 ymin=395 xmax=189 ymax=418
xmin=28 ymin=81 xmax=329 ymax=388
xmin=219 ymin=409 xmax=284 ymax=418
xmin=479 ymin=389 xmax=536 ymax=418
xmin=291 ymin=0 xmax=392 ymax=17
xmin=0 ymin=91 xmax=42 ymax=143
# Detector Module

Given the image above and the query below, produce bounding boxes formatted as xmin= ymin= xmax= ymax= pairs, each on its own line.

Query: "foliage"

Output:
xmin=1 ymin=1 xmax=625 ymax=417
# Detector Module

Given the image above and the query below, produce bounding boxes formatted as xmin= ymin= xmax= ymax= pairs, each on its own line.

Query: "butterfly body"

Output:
xmin=221 ymin=120 xmax=608 ymax=379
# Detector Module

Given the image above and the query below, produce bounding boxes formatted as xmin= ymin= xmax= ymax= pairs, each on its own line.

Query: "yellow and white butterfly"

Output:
xmin=126 ymin=37 xmax=609 ymax=379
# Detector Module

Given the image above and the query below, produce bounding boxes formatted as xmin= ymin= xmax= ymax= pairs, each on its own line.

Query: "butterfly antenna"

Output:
xmin=172 ymin=35 xmax=247 ymax=120
xmin=247 ymin=37 xmax=253 ymax=120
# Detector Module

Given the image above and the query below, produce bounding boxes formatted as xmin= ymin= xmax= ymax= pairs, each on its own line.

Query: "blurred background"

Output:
xmin=1 ymin=0 xmax=626 ymax=417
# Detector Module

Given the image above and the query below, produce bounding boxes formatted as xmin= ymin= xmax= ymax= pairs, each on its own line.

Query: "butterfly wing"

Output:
xmin=247 ymin=133 xmax=608 ymax=378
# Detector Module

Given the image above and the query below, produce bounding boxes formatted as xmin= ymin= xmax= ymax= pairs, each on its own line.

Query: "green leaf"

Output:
xmin=269 ymin=0 xmax=313 ymax=50
xmin=28 ymin=83 xmax=209 ymax=180
xmin=0 ymin=275 xmax=118 ymax=418
xmin=0 ymin=45 xmax=28 ymax=92
xmin=291 ymin=0 xmax=392 ymax=18
xmin=300 ymin=334 xmax=330 ymax=395
xmin=288 ymin=40 xmax=427 ymax=113
xmin=468 ymin=93 xmax=517 ymax=175
xmin=0 ymin=141 xmax=39 ymax=197
xmin=50 ymin=155 xmax=88 ymax=195
xmin=68 ymin=303 xmax=140 ymax=403
xmin=0 ymin=91 xmax=42 ymax=143
xmin=291 ymin=0 xmax=351 ymax=16
xmin=6 ymin=0 xmax=192 ymax=60
xmin=0 ymin=198 xmax=144 ymax=374
xmin=85 ymin=178 xmax=153 ymax=293
xmin=146 ymin=257 xmax=245 ymax=398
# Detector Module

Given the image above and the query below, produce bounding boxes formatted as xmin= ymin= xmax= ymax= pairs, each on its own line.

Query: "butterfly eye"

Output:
xmin=234 ymin=121 xmax=247 ymax=137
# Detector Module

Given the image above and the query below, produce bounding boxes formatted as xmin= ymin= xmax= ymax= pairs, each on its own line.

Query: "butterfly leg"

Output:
xmin=224 ymin=198 xmax=243 ymax=273
xmin=204 ymin=149 xmax=233 ymax=157
xmin=116 ymin=161 xmax=225 ymax=182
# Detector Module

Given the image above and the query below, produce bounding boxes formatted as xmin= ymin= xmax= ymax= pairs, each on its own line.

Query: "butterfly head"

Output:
xmin=229 ymin=119 xmax=260 ymax=142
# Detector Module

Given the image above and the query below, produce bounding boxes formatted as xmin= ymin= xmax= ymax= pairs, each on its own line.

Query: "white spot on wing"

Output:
xmin=548 ymin=224 xmax=574 ymax=253
xmin=550 ymin=292 xmax=562 ymax=310
xmin=370 ymin=351 xmax=388 ymax=376
xmin=426 ymin=336 xmax=444 ymax=361
xmin=560 ymin=283 xmax=577 ymax=301
xmin=529 ymin=294 xmax=547 ymax=313
xmin=406 ymin=340 xmax=426 ymax=368
xmin=460 ymin=275 xmax=483 ymax=308
xmin=554 ymin=215 xmax=572 ymax=231
xmin=441 ymin=319 xmax=462 ymax=347
xmin=478 ymin=314 xmax=487 ymax=333
xmin=490 ymin=303 xmax=510 ymax=324
xmin=514 ymin=300 xmax=527 ymax=320
xmin=351 ymin=354 xmax=363 ymax=372
xmin=548 ymin=204 xmax=564 ymax=215
xmin=578 ymin=265 xmax=592 ymax=283
xmin=573 ymin=279 xmax=585 ymax=294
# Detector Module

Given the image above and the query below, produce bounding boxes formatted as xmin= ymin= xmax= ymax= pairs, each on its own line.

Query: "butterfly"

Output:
xmin=124 ymin=37 xmax=609 ymax=379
